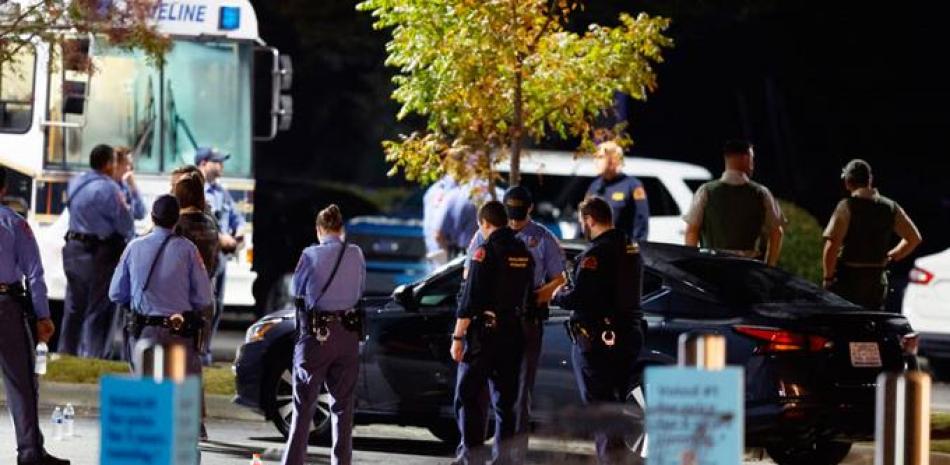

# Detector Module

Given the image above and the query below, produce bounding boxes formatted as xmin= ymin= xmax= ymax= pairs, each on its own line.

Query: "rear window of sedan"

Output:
xmin=671 ymin=258 xmax=854 ymax=306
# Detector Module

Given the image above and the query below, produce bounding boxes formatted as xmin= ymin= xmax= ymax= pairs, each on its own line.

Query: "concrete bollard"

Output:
xmin=677 ymin=332 xmax=726 ymax=370
xmin=875 ymin=370 xmax=931 ymax=465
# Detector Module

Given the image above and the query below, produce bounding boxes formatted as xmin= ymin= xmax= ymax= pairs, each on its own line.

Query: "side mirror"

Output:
xmin=279 ymin=55 xmax=293 ymax=91
xmin=393 ymin=284 xmax=416 ymax=311
xmin=277 ymin=95 xmax=293 ymax=131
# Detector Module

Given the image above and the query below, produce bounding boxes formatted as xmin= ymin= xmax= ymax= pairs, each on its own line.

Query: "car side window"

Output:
xmin=639 ymin=176 xmax=680 ymax=216
xmin=642 ymin=270 xmax=664 ymax=298
xmin=417 ymin=271 xmax=462 ymax=308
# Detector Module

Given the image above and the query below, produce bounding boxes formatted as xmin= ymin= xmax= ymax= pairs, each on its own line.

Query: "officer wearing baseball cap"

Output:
xmin=822 ymin=159 xmax=922 ymax=310
xmin=195 ymin=147 xmax=245 ymax=364
xmin=462 ymin=186 xmax=566 ymax=462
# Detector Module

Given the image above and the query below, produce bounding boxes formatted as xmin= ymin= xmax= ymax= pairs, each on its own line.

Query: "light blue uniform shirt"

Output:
xmin=439 ymin=181 xmax=500 ymax=250
xmin=66 ymin=171 xmax=134 ymax=240
xmin=205 ymin=182 xmax=245 ymax=236
xmin=0 ymin=206 xmax=50 ymax=318
xmin=466 ymin=220 xmax=565 ymax=288
xmin=293 ymin=235 xmax=366 ymax=312
xmin=422 ymin=176 xmax=457 ymax=254
xmin=119 ymin=181 xmax=147 ymax=221
xmin=109 ymin=227 xmax=213 ymax=316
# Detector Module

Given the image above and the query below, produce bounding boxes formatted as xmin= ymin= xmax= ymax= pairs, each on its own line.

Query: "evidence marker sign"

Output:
xmin=645 ymin=366 xmax=743 ymax=465
xmin=100 ymin=376 xmax=201 ymax=465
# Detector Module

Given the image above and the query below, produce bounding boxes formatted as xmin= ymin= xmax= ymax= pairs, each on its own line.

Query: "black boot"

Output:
xmin=18 ymin=452 xmax=70 ymax=465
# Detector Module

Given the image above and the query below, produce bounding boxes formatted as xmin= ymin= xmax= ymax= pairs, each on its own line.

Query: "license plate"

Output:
xmin=849 ymin=342 xmax=882 ymax=368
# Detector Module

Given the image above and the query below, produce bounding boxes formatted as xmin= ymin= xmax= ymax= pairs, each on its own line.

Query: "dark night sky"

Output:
xmin=247 ymin=0 xmax=950 ymax=282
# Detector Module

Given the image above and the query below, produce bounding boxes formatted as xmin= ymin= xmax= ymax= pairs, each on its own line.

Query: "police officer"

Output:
xmin=61 ymin=144 xmax=134 ymax=358
xmin=452 ymin=200 xmax=534 ymax=465
xmin=0 ymin=166 xmax=70 ymax=465
xmin=438 ymin=180 xmax=488 ymax=260
xmin=822 ymin=159 xmax=922 ymax=310
xmin=196 ymin=148 xmax=245 ymax=356
xmin=423 ymin=174 xmax=458 ymax=265
xmin=108 ymin=195 xmax=213 ymax=435
xmin=282 ymin=204 xmax=366 ymax=465
xmin=683 ymin=139 xmax=785 ymax=265
xmin=552 ymin=196 xmax=643 ymax=465
xmin=113 ymin=147 xmax=146 ymax=221
xmin=463 ymin=187 xmax=565 ymax=462
xmin=585 ymin=141 xmax=650 ymax=242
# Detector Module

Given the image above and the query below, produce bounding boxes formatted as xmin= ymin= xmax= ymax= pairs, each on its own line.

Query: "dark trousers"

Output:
xmin=61 ymin=239 xmax=122 ymax=358
xmin=571 ymin=328 xmax=642 ymax=465
xmin=0 ymin=297 xmax=44 ymax=462
xmin=455 ymin=325 xmax=524 ymax=465
xmin=831 ymin=265 xmax=887 ymax=311
xmin=282 ymin=320 xmax=360 ymax=465
xmin=203 ymin=260 xmax=227 ymax=365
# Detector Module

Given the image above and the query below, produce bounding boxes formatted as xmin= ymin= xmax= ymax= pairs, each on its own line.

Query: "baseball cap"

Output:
xmin=841 ymin=159 xmax=872 ymax=185
xmin=151 ymin=194 xmax=180 ymax=228
xmin=194 ymin=147 xmax=231 ymax=165
xmin=503 ymin=186 xmax=533 ymax=221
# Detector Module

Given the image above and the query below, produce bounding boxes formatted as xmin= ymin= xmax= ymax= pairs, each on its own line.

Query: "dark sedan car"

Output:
xmin=233 ymin=242 xmax=918 ymax=465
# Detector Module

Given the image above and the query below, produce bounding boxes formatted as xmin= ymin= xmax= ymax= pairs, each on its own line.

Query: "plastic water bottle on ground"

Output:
xmin=250 ymin=453 xmax=264 ymax=465
xmin=51 ymin=406 xmax=63 ymax=440
xmin=63 ymin=403 xmax=75 ymax=438
xmin=35 ymin=342 xmax=48 ymax=375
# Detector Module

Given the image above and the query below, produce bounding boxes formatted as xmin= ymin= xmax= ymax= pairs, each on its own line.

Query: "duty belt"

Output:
xmin=301 ymin=309 xmax=364 ymax=343
xmin=841 ymin=261 xmax=888 ymax=269
xmin=0 ymin=282 xmax=25 ymax=296
xmin=65 ymin=231 xmax=102 ymax=243
xmin=131 ymin=311 xmax=202 ymax=334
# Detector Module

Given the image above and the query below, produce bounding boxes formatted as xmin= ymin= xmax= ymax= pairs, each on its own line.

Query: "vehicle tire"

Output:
xmin=427 ymin=420 xmax=461 ymax=446
xmin=261 ymin=344 xmax=332 ymax=445
xmin=766 ymin=440 xmax=853 ymax=465
xmin=928 ymin=357 xmax=950 ymax=381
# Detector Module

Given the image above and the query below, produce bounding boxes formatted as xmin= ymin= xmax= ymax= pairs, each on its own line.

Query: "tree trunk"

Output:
xmin=510 ymin=64 xmax=524 ymax=186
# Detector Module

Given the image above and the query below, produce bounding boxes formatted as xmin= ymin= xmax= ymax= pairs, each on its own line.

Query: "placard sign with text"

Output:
xmin=645 ymin=366 xmax=743 ymax=465
xmin=100 ymin=376 xmax=200 ymax=465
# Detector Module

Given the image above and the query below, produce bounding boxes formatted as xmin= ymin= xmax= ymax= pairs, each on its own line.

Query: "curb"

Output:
xmin=0 ymin=381 xmax=263 ymax=422
xmin=845 ymin=444 xmax=950 ymax=464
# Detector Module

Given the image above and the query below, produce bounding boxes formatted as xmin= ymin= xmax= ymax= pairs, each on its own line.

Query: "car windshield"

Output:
xmin=670 ymin=257 xmax=854 ymax=306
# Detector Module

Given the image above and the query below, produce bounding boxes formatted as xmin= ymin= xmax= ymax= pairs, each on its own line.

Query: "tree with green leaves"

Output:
xmin=0 ymin=0 xmax=171 ymax=67
xmin=357 ymin=0 xmax=671 ymax=187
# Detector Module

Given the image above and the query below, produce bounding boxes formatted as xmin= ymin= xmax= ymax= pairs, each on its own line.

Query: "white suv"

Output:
xmin=901 ymin=248 xmax=950 ymax=366
xmin=496 ymin=150 xmax=712 ymax=244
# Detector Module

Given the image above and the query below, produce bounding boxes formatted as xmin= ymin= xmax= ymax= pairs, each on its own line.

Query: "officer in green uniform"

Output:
xmin=822 ymin=159 xmax=922 ymax=310
xmin=684 ymin=140 xmax=785 ymax=265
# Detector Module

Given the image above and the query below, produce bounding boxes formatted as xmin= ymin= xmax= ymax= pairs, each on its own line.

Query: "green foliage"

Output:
xmin=356 ymin=0 xmax=671 ymax=186
xmin=46 ymin=355 xmax=236 ymax=396
xmin=776 ymin=200 xmax=823 ymax=284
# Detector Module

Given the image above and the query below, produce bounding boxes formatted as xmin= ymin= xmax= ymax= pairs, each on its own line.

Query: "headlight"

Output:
xmin=245 ymin=317 xmax=282 ymax=343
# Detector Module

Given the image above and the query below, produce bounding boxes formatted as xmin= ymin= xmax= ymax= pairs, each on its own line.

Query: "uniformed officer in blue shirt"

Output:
xmin=423 ymin=175 xmax=458 ymax=265
xmin=0 ymin=166 xmax=70 ymax=465
xmin=282 ymin=204 xmax=366 ymax=465
xmin=196 ymin=148 xmax=245 ymax=360
xmin=109 ymin=195 xmax=212 ymax=442
xmin=553 ymin=196 xmax=644 ymax=465
xmin=439 ymin=180 xmax=498 ymax=261
xmin=463 ymin=186 xmax=565 ymax=462
xmin=114 ymin=147 xmax=146 ymax=221
xmin=60 ymin=144 xmax=134 ymax=359
xmin=585 ymin=141 xmax=650 ymax=242
xmin=452 ymin=200 xmax=534 ymax=465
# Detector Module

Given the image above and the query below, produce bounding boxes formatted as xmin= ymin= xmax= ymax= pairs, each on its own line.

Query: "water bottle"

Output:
xmin=35 ymin=342 xmax=48 ymax=375
xmin=250 ymin=453 xmax=264 ymax=465
xmin=51 ymin=406 xmax=63 ymax=440
xmin=64 ymin=403 xmax=75 ymax=438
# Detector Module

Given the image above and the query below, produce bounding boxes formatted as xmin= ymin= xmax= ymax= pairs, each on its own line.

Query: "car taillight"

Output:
xmin=246 ymin=247 xmax=254 ymax=265
xmin=908 ymin=267 xmax=934 ymax=285
xmin=733 ymin=325 xmax=831 ymax=353
xmin=901 ymin=332 xmax=920 ymax=355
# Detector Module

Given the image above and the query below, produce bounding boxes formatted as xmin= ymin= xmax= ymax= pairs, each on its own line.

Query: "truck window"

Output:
xmin=639 ymin=176 xmax=680 ymax=216
xmin=0 ymin=47 xmax=36 ymax=133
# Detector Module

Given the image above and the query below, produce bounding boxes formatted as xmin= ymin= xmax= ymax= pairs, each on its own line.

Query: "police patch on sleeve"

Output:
xmin=18 ymin=220 xmax=34 ymax=239
xmin=472 ymin=247 xmax=486 ymax=263
xmin=580 ymin=256 xmax=598 ymax=270
xmin=633 ymin=186 xmax=647 ymax=200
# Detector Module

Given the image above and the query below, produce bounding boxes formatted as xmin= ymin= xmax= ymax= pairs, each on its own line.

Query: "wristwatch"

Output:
xmin=451 ymin=334 xmax=464 ymax=341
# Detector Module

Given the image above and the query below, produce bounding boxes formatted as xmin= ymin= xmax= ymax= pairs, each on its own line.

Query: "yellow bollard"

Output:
xmin=677 ymin=332 xmax=726 ymax=370
xmin=875 ymin=371 xmax=931 ymax=465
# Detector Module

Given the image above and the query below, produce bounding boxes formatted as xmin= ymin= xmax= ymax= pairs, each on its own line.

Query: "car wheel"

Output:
xmin=766 ymin=440 xmax=853 ymax=465
xmin=427 ymin=420 xmax=461 ymax=445
xmin=624 ymin=381 xmax=648 ymax=458
xmin=262 ymin=349 xmax=332 ymax=445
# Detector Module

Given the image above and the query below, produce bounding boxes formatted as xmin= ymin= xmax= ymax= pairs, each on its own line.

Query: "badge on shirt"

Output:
xmin=633 ymin=186 xmax=647 ymax=200
xmin=581 ymin=256 xmax=598 ymax=270
xmin=611 ymin=192 xmax=626 ymax=202
xmin=472 ymin=247 xmax=486 ymax=263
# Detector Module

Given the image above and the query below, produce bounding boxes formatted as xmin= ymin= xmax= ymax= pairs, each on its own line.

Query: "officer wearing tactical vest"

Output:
xmin=552 ymin=196 xmax=643 ymax=465
xmin=1 ymin=166 xmax=70 ymax=465
xmin=822 ymin=159 xmax=921 ymax=310
xmin=452 ymin=200 xmax=534 ymax=465
xmin=684 ymin=140 xmax=785 ymax=266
